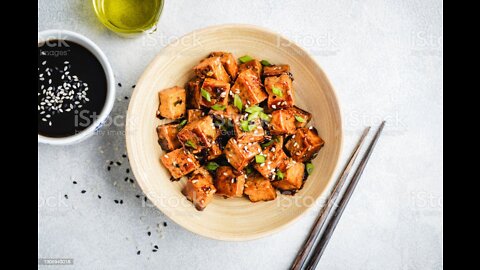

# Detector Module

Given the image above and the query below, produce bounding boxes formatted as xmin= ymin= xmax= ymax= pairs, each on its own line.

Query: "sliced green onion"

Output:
xmin=294 ymin=115 xmax=306 ymax=123
xmin=261 ymin=140 xmax=274 ymax=148
xmin=245 ymin=105 xmax=264 ymax=114
xmin=234 ymin=94 xmax=243 ymax=111
xmin=240 ymin=120 xmax=250 ymax=132
xmin=247 ymin=111 xmax=260 ymax=121
xmin=260 ymin=59 xmax=272 ymax=66
xmin=211 ymin=104 xmax=226 ymax=111
xmin=177 ymin=119 xmax=187 ymax=129
xmin=239 ymin=55 xmax=254 ymax=63
xmin=255 ymin=155 xmax=266 ymax=163
xmin=306 ymin=162 xmax=314 ymax=175
xmin=185 ymin=140 xmax=196 ymax=148
xmin=276 ymin=170 xmax=284 ymax=180
xmin=205 ymin=162 xmax=220 ymax=171
xmin=201 ymin=88 xmax=211 ymax=102
xmin=272 ymin=86 xmax=283 ymax=97
xmin=259 ymin=112 xmax=271 ymax=122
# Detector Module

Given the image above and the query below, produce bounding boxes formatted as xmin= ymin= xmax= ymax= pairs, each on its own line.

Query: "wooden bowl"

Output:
xmin=126 ymin=24 xmax=342 ymax=241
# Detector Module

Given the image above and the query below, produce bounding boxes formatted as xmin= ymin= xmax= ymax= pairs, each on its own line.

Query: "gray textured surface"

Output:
xmin=38 ymin=0 xmax=443 ymax=269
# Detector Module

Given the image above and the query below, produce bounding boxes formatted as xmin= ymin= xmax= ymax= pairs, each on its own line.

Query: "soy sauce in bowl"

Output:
xmin=38 ymin=40 xmax=107 ymax=138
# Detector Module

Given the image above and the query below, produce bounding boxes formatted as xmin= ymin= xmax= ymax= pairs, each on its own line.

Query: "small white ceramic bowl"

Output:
xmin=37 ymin=30 xmax=115 ymax=145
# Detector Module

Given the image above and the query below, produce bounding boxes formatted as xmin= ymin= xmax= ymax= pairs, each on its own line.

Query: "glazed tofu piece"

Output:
xmin=233 ymin=115 xmax=265 ymax=143
xmin=157 ymin=86 xmax=186 ymax=120
xmin=244 ymin=173 xmax=277 ymax=202
xmin=193 ymin=56 xmax=230 ymax=83
xmin=288 ymin=106 xmax=312 ymax=128
xmin=224 ymin=138 xmax=262 ymax=171
xmin=238 ymin=59 xmax=263 ymax=78
xmin=231 ymin=69 xmax=268 ymax=107
xmin=253 ymin=138 xmax=289 ymax=180
xmin=269 ymin=109 xmax=297 ymax=135
xmin=200 ymin=78 xmax=231 ymax=108
xmin=264 ymin=74 xmax=294 ymax=109
xmin=214 ymin=166 xmax=245 ymax=198
xmin=160 ymin=148 xmax=200 ymax=179
xmin=182 ymin=168 xmax=216 ymax=211
xmin=272 ymin=160 xmax=305 ymax=191
xmin=285 ymin=127 xmax=325 ymax=162
xmin=210 ymin=52 xmax=238 ymax=80
xmin=187 ymin=109 xmax=204 ymax=123
xmin=263 ymin=64 xmax=290 ymax=77
xmin=185 ymin=78 xmax=202 ymax=109
xmin=209 ymin=105 xmax=239 ymax=122
xmin=156 ymin=123 xmax=181 ymax=151
xmin=177 ymin=116 xmax=218 ymax=152
xmin=206 ymin=143 xmax=223 ymax=161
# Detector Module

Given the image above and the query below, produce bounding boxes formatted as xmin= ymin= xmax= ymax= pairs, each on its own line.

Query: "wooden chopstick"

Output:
xmin=290 ymin=126 xmax=371 ymax=270
xmin=304 ymin=121 xmax=386 ymax=270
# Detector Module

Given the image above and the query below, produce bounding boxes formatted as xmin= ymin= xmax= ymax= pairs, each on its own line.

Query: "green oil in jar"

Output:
xmin=92 ymin=0 xmax=164 ymax=35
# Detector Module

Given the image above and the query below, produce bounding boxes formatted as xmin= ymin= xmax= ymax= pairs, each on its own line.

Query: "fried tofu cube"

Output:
xmin=269 ymin=109 xmax=296 ymax=135
xmin=209 ymin=105 xmax=239 ymax=122
xmin=210 ymin=52 xmax=238 ymax=80
xmin=272 ymin=160 xmax=305 ymax=191
xmin=231 ymin=69 xmax=268 ymax=106
xmin=253 ymin=138 xmax=289 ymax=180
xmin=206 ymin=143 xmax=223 ymax=161
xmin=244 ymin=173 xmax=277 ymax=202
xmin=161 ymin=148 xmax=200 ymax=179
xmin=156 ymin=123 xmax=181 ymax=151
xmin=285 ymin=127 xmax=325 ymax=162
xmin=187 ymin=109 xmax=204 ymax=123
xmin=263 ymin=64 xmax=291 ymax=77
xmin=238 ymin=59 xmax=263 ymax=78
xmin=264 ymin=74 xmax=294 ymax=109
xmin=193 ymin=56 xmax=230 ymax=83
xmin=157 ymin=86 xmax=186 ymax=120
xmin=233 ymin=115 xmax=265 ymax=143
xmin=214 ymin=166 xmax=245 ymax=198
xmin=288 ymin=106 xmax=312 ymax=128
xmin=200 ymin=78 xmax=230 ymax=108
xmin=177 ymin=116 xmax=218 ymax=152
xmin=224 ymin=138 xmax=261 ymax=171
xmin=185 ymin=78 xmax=202 ymax=109
xmin=182 ymin=168 xmax=216 ymax=210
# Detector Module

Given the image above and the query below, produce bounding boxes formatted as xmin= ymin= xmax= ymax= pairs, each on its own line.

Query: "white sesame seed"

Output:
xmin=64 ymin=61 xmax=69 ymax=64
xmin=42 ymin=118 xmax=47 ymax=122
xmin=272 ymin=105 xmax=276 ymax=109
xmin=42 ymin=61 xmax=46 ymax=65
xmin=48 ymin=121 xmax=52 ymax=126
xmin=64 ymin=66 xmax=68 ymax=71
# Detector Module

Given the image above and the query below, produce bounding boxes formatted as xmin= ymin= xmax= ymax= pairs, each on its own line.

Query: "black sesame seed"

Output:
xmin=107 ymin=166 xmax=111 ymax=171
xmin=163 ymin=222 xmax=167 ymax=227
xmin=122 ymin=154 xmax=127 ymax=158
xmin=129 ymin=179 xmax=134 ymax=183
xmin=125 ymin=96 xmax=129 ymax=100
xmin=109 ymin=161 xmax=114 ymax=165
xmin=81 ymin=190 xmax=86 ymax=194
xmin=147 ymin=231 xmax=151 ymax=236
xmin=124 ymin=177 xmax=129 ymax=182
xmin=126 ymin=168 xmax=130 ymax=174
xmin=116 ymin=161 xmax=122 ymax=166
xmin=64 ymin=194 xmax=68 ymax=199
xmin=152 ymin=249 xmax=157 ymax=252
xmin=144 ymin=197 xmax=147 ymax=202
xmin=118 ymin=83 xmax=122 ymax=87
xmin=98 ymin=195 xmax=102 ymax=199
xmin=73 ymin=181 xmax=77 ymax=184
xmin=136 ymin=195 xmax=140 ymax=198
xmin=132 ymin=85 xmax=136 ymax=88
xmin=114 ymin=200 xmax=119 ymax=204
xmin=137 ymin=250 xmax=141 ymax=255
xmin=154 ymin=245 xmax=159 ymax=249
xmin=120 ymin=200 xmax=123 ymax=204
